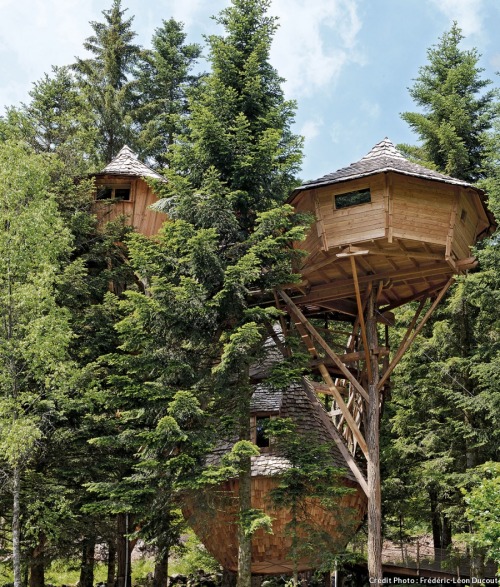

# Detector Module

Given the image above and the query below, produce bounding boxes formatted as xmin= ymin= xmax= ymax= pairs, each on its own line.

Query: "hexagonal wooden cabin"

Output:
xmin=289 ymin=138 xmax=494 ymax=312
xmin=92 ymin=145 xmax=167 ymax=235
xmin=183 ymin=340 xmax=367 ymax=575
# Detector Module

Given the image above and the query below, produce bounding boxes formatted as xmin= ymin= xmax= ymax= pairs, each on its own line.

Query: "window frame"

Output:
xmin=95 ymin=183 xmax=133 ymax=202
xmin=333 ymin=188 xmax=372 ymax=210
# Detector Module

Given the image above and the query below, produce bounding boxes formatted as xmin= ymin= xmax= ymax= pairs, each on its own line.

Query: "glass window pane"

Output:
xmin=334 ymin=189 xmax=371 ymax=209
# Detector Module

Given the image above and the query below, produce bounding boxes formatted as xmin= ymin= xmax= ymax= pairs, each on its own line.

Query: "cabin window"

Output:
xmin=251 ymin=415 xmax=271 ymax=449
xmin=334 ymin=188 xmax=371 ymax=210
xmin=256 ymin=417 xmax=270 ymax=448
xmin=96 ymin=184 xmax=131 ymax=201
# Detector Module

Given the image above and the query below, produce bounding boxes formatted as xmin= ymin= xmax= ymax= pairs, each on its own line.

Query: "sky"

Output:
xmin=1 ymin=0 xmax=499 ymax=182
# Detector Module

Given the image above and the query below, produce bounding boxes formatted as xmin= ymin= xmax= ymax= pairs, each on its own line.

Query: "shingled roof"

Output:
xmin=293 ymin=138 xmax=476 ymax=195
xmin=97 ymin=145 xmax=167 ymax=182
xmin=207 ymin=378 xmax=356 ymax=482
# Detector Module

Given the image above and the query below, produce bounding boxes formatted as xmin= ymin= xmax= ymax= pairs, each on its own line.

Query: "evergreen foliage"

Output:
xmin=400 ymin=22 xmax=497 ymax=181
xmin=73 ymin=0 xmax=141 ymax=162
xmin=134 ymin=19 xmax=202 ymax=168
xmin=2 ymin=66 xmax=98 ymax=174
xmin=0 ymin=141 xmax=75 ymax=586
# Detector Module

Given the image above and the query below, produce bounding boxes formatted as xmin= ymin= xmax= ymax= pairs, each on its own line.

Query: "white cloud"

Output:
xmin=268 ymin=0 xmax=362 ymax=98
xmin=428 ymin=0 xmax=485 ymax=37
xmin=300 ymin=118 xmax=322 ymax=144
xmin=0 ymin=0 xmax=95 ymax=108
xmin=169 ymin=0 xmax=220 ymax=28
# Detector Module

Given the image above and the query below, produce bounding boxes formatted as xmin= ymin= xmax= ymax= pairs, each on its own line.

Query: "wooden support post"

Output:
xmin=350 ymin=256 xmax=374 ymax=384
xmin=303 ymin=381 xmax=368 ymax=496
xmin=366 ymin=288 xmax=383 ymax=582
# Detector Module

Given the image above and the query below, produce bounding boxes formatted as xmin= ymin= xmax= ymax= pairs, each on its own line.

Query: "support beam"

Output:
xmin=279 ymin=290 xmax=369 ymax=403
xmin=366 ymin=288 xmax=383 ymax=581
xmin=377 ymin=278 xmax=454 ymax=390
xmin=317 ymin=363 xmax=368 ymax=459
xmin=288 ymin=264 xmax=454 ymax=305
xmin=284 ymin=310 xmax=369 ymax=458
xmin=303 ymin=380 xmax=368 ymax=496
xmin=350 ymin=256 xmax=373 ymax=384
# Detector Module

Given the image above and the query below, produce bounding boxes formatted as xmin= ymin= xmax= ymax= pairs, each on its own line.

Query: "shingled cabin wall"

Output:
xmin=184 ymin=475 xmax=366 ymax=575
xmin=183 ymin=377 xmax=368 ymax=576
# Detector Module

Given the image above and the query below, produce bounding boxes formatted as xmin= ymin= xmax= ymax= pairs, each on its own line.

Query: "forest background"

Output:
xmin=0 ymin=1 xmax=498 ymax=587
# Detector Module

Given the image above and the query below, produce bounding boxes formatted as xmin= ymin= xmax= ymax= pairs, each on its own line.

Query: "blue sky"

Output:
xmin=1 ymin=0 xmax=499 ymax=182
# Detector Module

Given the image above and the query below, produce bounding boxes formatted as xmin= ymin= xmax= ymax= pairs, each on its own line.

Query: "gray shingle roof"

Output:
xmin=293 ymin=138 xmax=476 ymax=195
xmin=206 ymin=377 xmax=355 ymax=482
xmin=97 ymin=145 xmax=167 ymax=182
xmin=250 ymin=384 xmax=283 ymax=413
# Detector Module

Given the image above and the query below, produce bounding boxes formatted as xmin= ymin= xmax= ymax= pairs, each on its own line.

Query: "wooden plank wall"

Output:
xmin=391 ymin=175 xmax=453 ymax=246
xmin=316 ymin=176 xmax=386 ymax=248
xmin=93 ymin=176 xmax=167 ymax=236
xmin=452 ymin=189 xmax=481 ymax=259
xmin=293 ymin=190 xmax=325 ymax=258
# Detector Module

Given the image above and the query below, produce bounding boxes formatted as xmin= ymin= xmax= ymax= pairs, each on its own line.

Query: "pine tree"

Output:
xmin=400 ymin=22 xmax=497 ymax=181
xmin=2 ymin=66 xmax=98 ymax=174
xmin=0 ymin=142 xmax=75 ymax=587
xmin=170 ymin=0 xmax=303 ymax=230
xmin=74 ymin=0 xmax=141 ymax=162
xmin=134 ymin=18 xmax=202 ymax=168
xmin=151 ymin=3 xmax=304 ymax=583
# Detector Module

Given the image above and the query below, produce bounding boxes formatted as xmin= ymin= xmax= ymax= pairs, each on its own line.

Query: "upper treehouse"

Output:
xmin=288 ymin=139 xmax=495 ymax=314
xmin=92 ymin=145 xmax=167 ymax=236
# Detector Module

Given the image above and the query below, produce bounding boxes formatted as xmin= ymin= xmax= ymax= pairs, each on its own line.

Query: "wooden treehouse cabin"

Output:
xmin=183 ymin=334 xmax=367 ymax=575
xmin=274 ymin=138 xmax=495 ymax=579
xmin=92 ymin=145 xmax=167 ymax=234
xmin=289 ymin=138 xmax=493 ymax=313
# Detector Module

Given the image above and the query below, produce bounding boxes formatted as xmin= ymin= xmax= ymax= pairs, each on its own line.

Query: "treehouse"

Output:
xmin=288 ymin=138 xmax=494 ymax=313
xmin=277 ymin=139 xmax=496 ymax=579
xmin=92 ymin=145 xmax=167 ymax=234
xmin=183 ymin=337 xmax=367 ymax=576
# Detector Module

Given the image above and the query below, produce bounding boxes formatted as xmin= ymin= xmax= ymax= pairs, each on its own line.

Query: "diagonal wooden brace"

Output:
xmin=279 ymin=290 xmax=369 ymax=403
xmin=279 ymin=291 xmax=369 ymax=459
xmin=377 ymin=277 xmax=454 ymax=391
xmin=303 ymin=380 xmax=368 ymax=496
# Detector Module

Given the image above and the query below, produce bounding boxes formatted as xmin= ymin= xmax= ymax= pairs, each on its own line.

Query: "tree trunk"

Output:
xmin=366 ymin=289 xmax=382 ymax=581
xmin=237 ymin=394 xmax=252 ymax=587
xmin=116 ymin=513 xmax=132 ymax=587
xmin=153 ymin=549 xmax=169 ymax=587
xmin=107 ymin=539 xmax=116 ymax=587
xmin=429 ymin=487 xmax=442 ymax=556
xmin=29 ymin=532 xmax=46 ymax=587
xmin=12 ymin=464 xmax=22 ymax=587
xmin=441 ymin=515 xmax=452 ymax=550
xmin=79 ymin=536 xmax=96 ymax=587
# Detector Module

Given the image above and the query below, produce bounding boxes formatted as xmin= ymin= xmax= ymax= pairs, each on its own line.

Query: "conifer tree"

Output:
xmin=74 ymin=0 xmax=141 ymax=162
xmin=2 ymin=66 xmax=98 ymax=174
xmin=400 ymin=22 xmax=497 ymax=181
xmin=0 ymin=142 xmax=74 ymax=587
xmin=111 ymin=3 xmax=305 ymax=586
xmin=158 ymin=3 xmax=303 ymax=583
xmin=134 ymin=18 xmax=202 ymax=168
